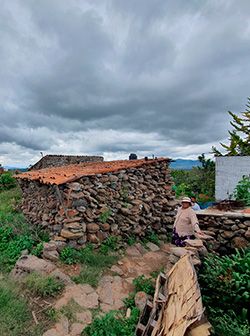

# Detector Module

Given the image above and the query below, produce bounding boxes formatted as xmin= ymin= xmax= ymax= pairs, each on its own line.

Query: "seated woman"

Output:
xmin=172 ymin=197 xmax=202 ymax=247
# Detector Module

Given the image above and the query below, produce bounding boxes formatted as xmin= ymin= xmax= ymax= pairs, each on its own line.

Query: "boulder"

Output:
xmin=11 ymin=255 xmax=56 ymax=279
xmin=146 ymin=242 xmax=160 ymax=252
xmin=134 ymin=291 xmax=148 ymax=312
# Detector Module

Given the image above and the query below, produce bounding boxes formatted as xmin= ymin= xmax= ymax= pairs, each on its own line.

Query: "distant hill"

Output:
xmin=170 ymin=159 xmax=201 ymax=170
xmin=4 ymin=166 xmax=28 ymax=172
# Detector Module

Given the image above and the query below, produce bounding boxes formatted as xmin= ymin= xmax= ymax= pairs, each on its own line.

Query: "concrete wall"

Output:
xmin=215 ymin=156 xmax=250 ymax=200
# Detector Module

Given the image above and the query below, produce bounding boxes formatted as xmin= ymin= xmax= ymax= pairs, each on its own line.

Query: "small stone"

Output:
xmin=146 ymin=242 xmax=160 ymax=252
xmin=231 ymin=225 xmax=238 ymax=231
xmin=61 ymin=229 xmax=83 ymax=239
xmin=126 ymin=246 xmax=142 ymax=257
xmin=87 ymin=234 xmax=99 ymax=244
xmin=184 ymin=239 xmax=204 ymax=248
xmin=100 ymin=223 xmax=110 ymax=231
xmin=170 ymin=247 xmax=188 ymax=258
xmin=134 ymin=291 xmax=148 ymax=312
xmin=70 ymin=323 xmax=85 ymax=336
xmin=111 ymin=265 xmax=124 ymax=276
xmin=76 ymin=311 xmax=92 ymax=325
xmin=87 ymin=223 xmax=100 ymax=233
xmin=231 ymin=236 xmax=249 ymax=249
xmin=245 ymin=227 xmax=250 ymax=239
xmin=42 ymin=250 xmax=59 ymax=262
xmin=221 ymin=231 xmax=235 ymax=239
xmin=68 ymin=182 xmax=82 ymax=191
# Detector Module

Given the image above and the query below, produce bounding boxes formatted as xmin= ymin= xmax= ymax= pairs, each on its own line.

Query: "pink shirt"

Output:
xmin=174 ymin=207 xmax=201 ymax=236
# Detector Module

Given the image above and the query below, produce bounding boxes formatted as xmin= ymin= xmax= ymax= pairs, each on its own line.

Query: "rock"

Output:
xmin=11 ymin=255 xmax=56 ymax=278
xmin=87 ymin=223 xmax=100 ymax=233
xmin=87 ymin=234 xmax=99 ymax=244
xmin=43 ymin=249 xmax=59 ymax=262
xmin=222 ymin=231 xmax=235 ymax=239
xmin=61 ymin=229 xmax=83 ymax=239
xmin=70 ymin=323 xmax=85 ymax=336
xmin=126 ymin=246 xmax=142 ymax=257
xmin=111 ymin=265 xmax=124 ymax=276
xmin=146 ymin=242 xmax=160 ymax=252
xmin=100 ymin=223 xmax=110 ymax=231
xmin=170 ymin=247 xmax=188 ymax=258
xmin=184 ymin=239 xmax=204 ymax=248
xmin=245 ymin=227 xmax=250 ymax=239
xmin=231 ymin=225 xmax=239 ymax=231
xmin=55 ymin=284 xmax=99 ymax=310
xmin=68 ymin=182 xmax=82 ymax=191
xmin=50 ymin=269 xmax=74 ymax=285
xmin=21 ymin=249 xmax=29 ymax=256
xmin=169 ymin=254 xmax=179 ymax=264
xmin=134 ymin=291 xmax=148 ymax=312
xmin=76 ymin=310 xmax=92 ymax=325
xmin=231 ymin=236 xmax=249 ymax=249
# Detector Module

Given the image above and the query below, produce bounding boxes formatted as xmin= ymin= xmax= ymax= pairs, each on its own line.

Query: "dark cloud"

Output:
xmin=1 ymin=0 xmax=250 ymax=166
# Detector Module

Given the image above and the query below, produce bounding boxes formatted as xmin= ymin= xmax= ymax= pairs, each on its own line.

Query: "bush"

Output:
xmin=83 ymin=308 xmax=140 ymax=336
xmin=0 ymin=172 xmax=16 ymax=191
xmin=25 ymin=273 xmax=64 ymax=298
xmin=199 ymin=249 xmax=250 ymax=335
xmin=133 ymin=275 xmax=155 ymax=296
xmin=199 ymin=249 xmax=250 ymax=313
xmin=233 ymin=175 xmax=250 ymax=205
xmin=0 ymin=226 xmax=34 ymax=272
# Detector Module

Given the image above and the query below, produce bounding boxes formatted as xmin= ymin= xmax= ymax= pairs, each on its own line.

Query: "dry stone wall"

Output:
xmin=19 ymin=160 xmax=175 ymax=248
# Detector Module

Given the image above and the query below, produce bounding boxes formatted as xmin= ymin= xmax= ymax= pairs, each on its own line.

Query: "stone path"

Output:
xmin=43 ymin=242 xmax=173 ymax=336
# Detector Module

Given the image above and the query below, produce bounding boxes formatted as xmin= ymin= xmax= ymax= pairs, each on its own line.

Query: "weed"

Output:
xmin=99 ymin=236 xmax=119 ymax=254
xmin=60 ymin=246 xmax=79 ymax=265
xmin=133 ymin=275 xmax=155 ymax=296
xmin=25 ymin=273 xmax=64 ymax=298
xmin=44 ymin=308 xmax=58 ymax=322
xmin=126 ymin=235 xmax=136 ymax=246
xmin=31 ymin=242 xmax=44 ymax=257
xmin=73 ymin=265 xmax=101 ymax=288
xmin=0 ymin=172 xmax=16 ymax=192
xmin=83 ymin=307 xmax=140 ymax=336
xmin=150 ymin=267 xmax=164 ymax=279
xmin=0 ymin=278 xmax=35 ymax=336
xmin=98 ymin=209 xmax=112 ymax=223
xmin=60 ymin=299 xmax=82 ymax=322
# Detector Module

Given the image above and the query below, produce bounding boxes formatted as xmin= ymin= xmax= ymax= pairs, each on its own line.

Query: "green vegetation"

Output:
xmin=0 ymin=277 xmax=47 ymax=336
xmin=199 ymin=249 xmax=250 ymax=336
xmin=0 ymin=172 xmax=17 ymax=192
xmin=0 ymin=188 xmax=49 ymax=272
xmin=98 ymin=208 xmax=112 ymax=223
xmin=60 ymin=243 xmax=118 ymax=287
xmin=24 ymin=273 xmax=64 ymax=298
xmin=233 ymin=175 xmax=250 ymax=206
xmin=83 ymin=308 xmax=140 ymax=336
xmin=171 ymin=154 xmax=215 ymax=200
xmin=133 ymin=275 xmax=155 ymax=296
xmin=212 ymin=97 xmax=250 ymax=156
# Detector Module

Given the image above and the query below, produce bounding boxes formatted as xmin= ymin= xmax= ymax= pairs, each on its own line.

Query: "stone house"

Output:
xmin=16 ymin=158 xmax=175 ymax=247
xmin=29 ymin=154 xmax=103 ymax=171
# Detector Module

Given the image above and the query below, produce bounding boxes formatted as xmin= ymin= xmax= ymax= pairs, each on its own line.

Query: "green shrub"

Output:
xmin=199 ymin=249 xmax=250 ymax=314
xmin=208 ymin=308 xmax=250 ymax=336
xmin=60 ymin=246 xmax=79 ymax=265
xmin=0 ymin=172 xmax=16 ymax=191
xmin=25 ymin=273 xmax=64 ymax=297
xmin=83 ymin=308 xmax=140 ymax=336
xmin=233 ymin=175 xmax=250 ymax=205
xmin=73 ymin=265 xmax=101 ymax=288
xmin=31 ymin=242 xmax=44 ymax=257
xmin=99 ymin=236 xmax=119 ymax=254
xmin=133 ymin=275 xmax=155 ymax=296
xmin=0 ymin=226 xmax=34 ymax=272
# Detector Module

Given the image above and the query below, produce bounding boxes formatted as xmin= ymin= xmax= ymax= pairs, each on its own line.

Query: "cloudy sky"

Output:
xmin=1 ymin=0 xmax=250 ymax=166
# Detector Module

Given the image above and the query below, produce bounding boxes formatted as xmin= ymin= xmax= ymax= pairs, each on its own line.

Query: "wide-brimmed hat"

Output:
xmin=181 ymin=197 xmax=192 ymax=204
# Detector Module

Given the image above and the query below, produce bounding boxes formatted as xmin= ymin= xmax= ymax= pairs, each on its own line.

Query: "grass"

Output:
xmin=0 ymin=277 xmax=47 ymax=336
xmin=0 ymin=188 xmax=49 ymax=272
xmin=24 ymin=273 xmax=65 ymax=298
xmin=60 ymin=242 xmax=119 ymax=287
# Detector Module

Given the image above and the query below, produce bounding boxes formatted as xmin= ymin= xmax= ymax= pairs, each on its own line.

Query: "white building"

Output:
xmin=215 ymin=156 xmax=250 ymax=200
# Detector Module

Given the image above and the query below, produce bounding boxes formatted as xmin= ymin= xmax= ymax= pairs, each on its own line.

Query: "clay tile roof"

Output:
xmin=15 ymin=158 xmax=170 ymax=185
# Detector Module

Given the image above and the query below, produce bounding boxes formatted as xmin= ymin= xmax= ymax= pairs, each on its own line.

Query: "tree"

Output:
xmin=212 ymin=97 xmax=250 ymax=156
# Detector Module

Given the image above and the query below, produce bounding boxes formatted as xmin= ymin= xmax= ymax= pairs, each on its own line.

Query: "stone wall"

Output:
xmin=197 ymin=212 xmax=250 ymax=251
xmin=29 ymin=155 xmax=104 ymax=171
xmin=19 ymin=160 xmax=175 ymax=248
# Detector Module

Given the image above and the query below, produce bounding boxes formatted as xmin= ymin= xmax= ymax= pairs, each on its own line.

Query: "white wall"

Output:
xmin=215 ymin=156 xmax=250 ymax=200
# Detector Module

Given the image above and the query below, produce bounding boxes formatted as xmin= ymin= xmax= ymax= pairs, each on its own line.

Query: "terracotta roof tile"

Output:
xmin=15 ymin=158 xmax=170 ymax=185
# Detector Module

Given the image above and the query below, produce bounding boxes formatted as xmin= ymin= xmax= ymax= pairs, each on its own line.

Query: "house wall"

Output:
xmin=215 ymin=156 xmax=250 ymax=200
xmin=19 ymin=160 xmax=176 ymax=248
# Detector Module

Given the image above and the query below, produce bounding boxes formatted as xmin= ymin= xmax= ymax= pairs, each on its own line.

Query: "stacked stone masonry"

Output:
xmin=18 ymin=159 xmax=176 ymax=248
xmin=29 ymin=154 xmax=104 ymax=171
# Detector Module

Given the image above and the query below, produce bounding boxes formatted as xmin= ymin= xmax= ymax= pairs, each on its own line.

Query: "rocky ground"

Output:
xmin=10 ymin=238 xmax=208 ymax=336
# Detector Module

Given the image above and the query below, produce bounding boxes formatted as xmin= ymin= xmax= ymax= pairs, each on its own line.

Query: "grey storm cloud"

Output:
xmin=1 ymin=0 xmax=250 ymax=166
